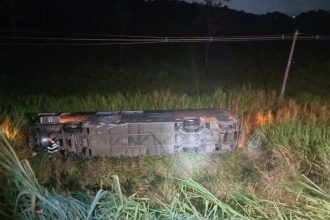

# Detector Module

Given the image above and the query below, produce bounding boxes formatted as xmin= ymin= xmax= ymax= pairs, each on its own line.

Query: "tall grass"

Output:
xmin=0 ymin=88 xmax=291 ymax=115
xmin=0 ymin=132 xmax=276 ymax=219
xmin=0 ymin=88 xmax=330 ymax=219
xmin=1 ymin=130 xmax=330 ymax=219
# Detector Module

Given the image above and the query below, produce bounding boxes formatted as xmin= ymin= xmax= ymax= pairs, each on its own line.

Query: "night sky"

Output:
xmin=187 ymin=0 xmax=330 ymax=16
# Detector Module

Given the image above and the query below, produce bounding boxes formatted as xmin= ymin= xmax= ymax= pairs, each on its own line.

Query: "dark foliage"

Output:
xmin=1 ymin=0 xmax=330 ymax=36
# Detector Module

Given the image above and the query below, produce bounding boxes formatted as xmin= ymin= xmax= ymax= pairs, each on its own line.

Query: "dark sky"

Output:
xmin=187 ymin=0 xmax=330 ymax=16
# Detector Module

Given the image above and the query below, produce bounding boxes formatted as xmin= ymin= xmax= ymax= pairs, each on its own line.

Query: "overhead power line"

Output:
xmin=0 ymin=33 xmax=330 ymax=46
xmin=0 ymin=41 xmax=162 ymax=46
xmin=0 ymin=30 xmax=165 ymax=39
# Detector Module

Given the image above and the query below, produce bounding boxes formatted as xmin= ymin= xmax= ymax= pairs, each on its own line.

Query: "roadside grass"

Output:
xmin=1 ymin=125 xmax=330 ymax=219
xmin=0 ymin=88 xmax=329 ymax=219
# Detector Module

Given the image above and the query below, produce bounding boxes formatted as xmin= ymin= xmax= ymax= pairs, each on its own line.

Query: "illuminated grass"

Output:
xmin=1 ymin=131 xmax=330 ymax=219
xmin=0 ymin=88 xmax=329 ymax=219
xmin=0 ymin=117 xmax=20 ymax=141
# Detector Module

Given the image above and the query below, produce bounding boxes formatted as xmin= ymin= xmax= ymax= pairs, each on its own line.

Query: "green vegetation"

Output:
xmin=0 ymin=89 xmax=329 ymax=219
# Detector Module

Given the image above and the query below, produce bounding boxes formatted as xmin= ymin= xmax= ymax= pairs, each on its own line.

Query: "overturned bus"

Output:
xmin=28 ymin=109 xmax=241 ymax=157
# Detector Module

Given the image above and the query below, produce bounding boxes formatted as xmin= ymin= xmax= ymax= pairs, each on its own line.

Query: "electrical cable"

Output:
xmin=0 ymin=33 xmax=330 ymax=46
xmin=0 ymin=30 xmax=165 ymax=39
